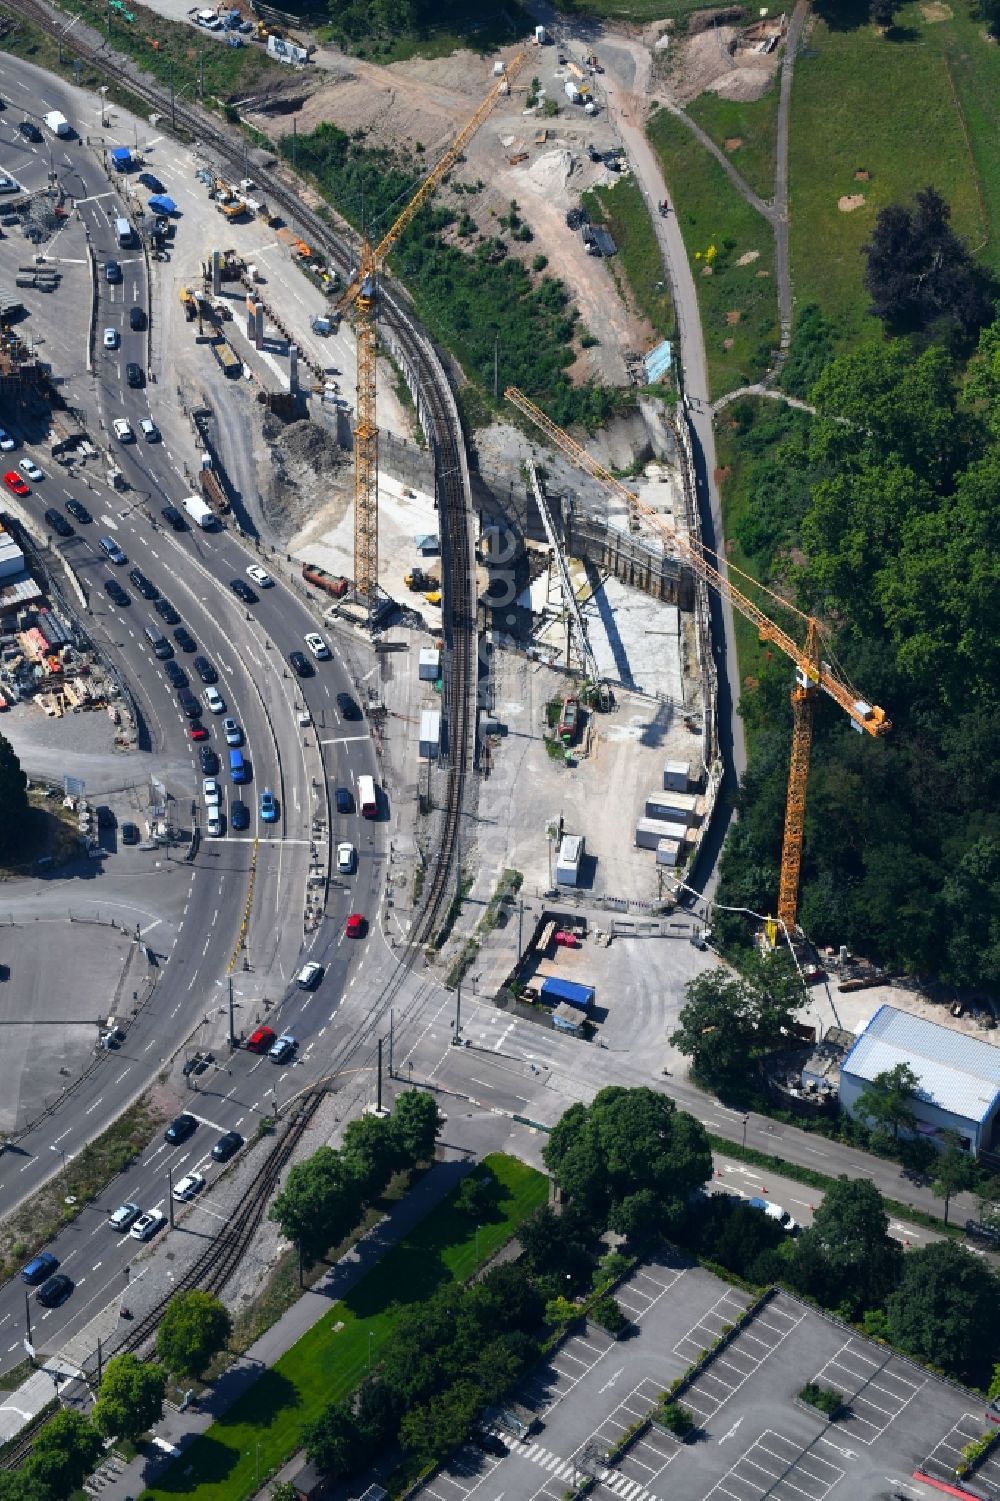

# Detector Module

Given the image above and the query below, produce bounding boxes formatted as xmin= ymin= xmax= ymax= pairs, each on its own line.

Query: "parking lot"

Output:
xmin=413 ymin=1260 xmax=996 ymax=1501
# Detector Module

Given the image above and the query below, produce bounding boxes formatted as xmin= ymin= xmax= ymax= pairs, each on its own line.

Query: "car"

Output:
xmin=128 ymin=568 xmax=157 ymax=599
xmin=0 ymin=428 xmax=14 ymax=451
xmin=21 ymin=1252 xmax=59 ymax=1285
xmin=194 ymin=656 xmax=218 ymax=684
xmin=178 ymin=687 xmax=200 ymax=718
xmin=18 ymin=120 xmax=42 ymax=142
xmin=182 ymin=1051 xmax=210 ymax=1077
xmin=120 ymin=821 xmax=140 ymax=845
xmin=335 ymin=787 xmax=353 ymax=814
xmin=246 ymin=565 xmax=273 ymax=587
xmin=748 ymin=1197 xmax=798 ymax=1234
xmin=44 ymin=507 xmax=72 ymax=538
xmin=139 ymin=172 xmax=164 ymax=192
xmin=206 ymin=810 xmax=223 ymax=837
xmin=174 ymin=626 xmax=197 ymax=651
xmin=161 ymin=504 xmax=185 ymax=530
xmin=212 ymin=1130 xmax=243 ymax=1162
xmin=109 ymin=1202 xmax=141 ymax=1231
xmin=337 ymin=692 xmax=361 ymax=720
xmin=113 ymin=417 xmax=134 ymax=443
xmin=105 ymin=579 xmax=130 ymax=606
xmin=246 ymin=1025 xmax=276 ymax=1054
xmin=202 ymin=777 xmax=221 ymax=806
xmin=105 ymin=259 xmax=121 ymax=283
xmin=129 ymin=306 xmax=146 ymax=331
xmin=171 ymin=1171 xmax=206 ymax=1202
xmin=126 ymin=361 xmax=144 ymax=388
xmin=3 ymin=470 xmax=28 ymax=496
xmin=103 ymin=326 xmax=119 ymax=350
xmin=336 ymin=842 xmax=354 ymax=874
xmin=473 ymin=1431 xmax=508 ymax=1457
xmin=165 ymin=1113 xmax=197 ymax=1144
xmin=269 ymin=1032 xmax=296 ymax=1063
xmin=223 ymin=718 xmax=242 ymax=746
xmin=155 ymin=597 xmax=181 ymax=625
xmin=164 ymin=660 xmax=187 ymax=688
xmin=99 ymin=536 xmax=127 ymax=565
xmin=130 ymin=1210 xmax=166 ymax=1242
xmin=230 ymin=798 xmax=250 ymax=830
xmin=140 ymin=417 xmax=160 ymax=442
xmin=289 ymin=650 xmax=313 ymax=678
xmin=199 ymin=745 xmax=219 ymax=776
xmin=304 ymin=632 xmax=331 ymax=660
xmin=346 ymin=913 xmax=366 ymax=938
xmin=230 ymin=578 xmax=257 ymax=604
xmin=259 ymin=789 xmax=277 ymax=823
xmin=188 ymin=720 xmax=209 ymax=741
xmin=18 ymin=458 xmax=43 ymax=483
xmin=36 ymin=1273 xmax=73 ymax=1306
xmin=204 ymin=686 xmax=225 ymax=715
xmin=296 ymin=961 xmax=324 ymax=990
xmin=66 ymin=498 xmax=91 ymax=523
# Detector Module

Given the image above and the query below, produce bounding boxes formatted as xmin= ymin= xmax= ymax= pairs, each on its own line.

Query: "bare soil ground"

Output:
xmin=655 ymin=13 xmax=785 ymax=105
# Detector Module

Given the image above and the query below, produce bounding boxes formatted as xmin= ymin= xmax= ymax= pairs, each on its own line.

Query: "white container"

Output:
xmin=419 ymin=709 xmax=441 ymax=760
xmin=655 ymin=838 xmax=681 ymax=867
xmin=635 ymin=817 xmax=687 ymax=851
xmin=534 ymin=24 xmax=546 ymax=43
xmin=418 ymin=647 xmax=440 ymax=681
xmin=555 ymin=833 xmax=584 ymax=886
xmin=645 ymin=789 xmax=699 ymax=825
xmin=663 ymin=760 xmax=691 ymax=793
xmin=565 ymin=80 xmax=581 ymax=103
xmin=43 ymin=111 xmax=71 ymax=138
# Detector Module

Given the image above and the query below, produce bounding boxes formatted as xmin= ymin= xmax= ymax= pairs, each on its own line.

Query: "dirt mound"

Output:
xmin=725 ymin=136 xmax=743 ymax=151
xmin=278 ymin=417 xmax=346 ymax=472
xmin=838 ymin=193 xmax=866 ymax=212
xmin=259 ymin=413 xmax=349 ymax=538
xmin=736 ymin=249 xmax=760 ymax=266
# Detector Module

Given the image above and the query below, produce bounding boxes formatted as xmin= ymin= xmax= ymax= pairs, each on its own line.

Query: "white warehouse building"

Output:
xmin=839 ymin=1004 xmax=1000 ymax=1155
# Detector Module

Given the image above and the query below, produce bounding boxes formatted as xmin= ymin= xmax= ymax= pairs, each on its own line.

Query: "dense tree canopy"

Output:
xmin=156 ymin=1290 xmax=231 ymax=1377
xmin=862 ymin=187 xmax=994 ymax=342
xmin=670 ymin=954 xmax=800 ymax=1093
xmin=93 ymin=1352 xmax=166 ymax=1441
xmin=24 ymin=1411 xmax=102 ymax=1499
xmin=791 ymin=1177 xmax=902 ymax=1317
xmin=886 ymin=1240 xmax=1000 ymax=1385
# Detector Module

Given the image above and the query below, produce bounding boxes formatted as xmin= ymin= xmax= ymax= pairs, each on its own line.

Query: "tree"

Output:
xmin=271 ymin=1485 xmax=297 ymax=1501
xmin=975 ymin=0 xmax=1000 ymax=38
xmin=517 ymin=1204 xmax=592 ymax=1290
xmin=269 ymin=1146 xmax=363 ymax=1263
xmin=975 ymin=1175 xmax=1000 ymax=1230
xmin=792 ymin=1176 xmax=902 ymax=1316
xmin=670 ymin=956 xmax=800 ymax=1093
xmin=862 ymin=187 xmax=994 ymax=342
xmin=388 ymin=1089 xmax=440 ymax=1167
xmin=341 ymin=1114 xmax=396 ymax=1198
xmin=93 ymin=1352 xmax=167 ymax=1441
xmin=854 ymin=1063 xmax=919 ymax=1142
xmin=886 ymin=1240 xmax=1000 ymax=1385
xmin=931 ymin=1132 xmax=976 ymax=1226
xmin=24 ymin=1411 xmax=102 ymax=1498
xmin=870 ymin=0 xmax=898 ymax=24
xmin=0 ymin=1472 xmax=49 ymax=1501
xmin=304 ymin=1401 xmax=363 ymax=1478
xmin=0 ymin=733 xmax=28 ymax=860
xmin=156 ymin=1290 xmax=232 ymax=1377
xmin=398 ymin=1380 xmax=480 ymax=1460
xmin=454 ymin=1168 xmax=496 ymax=1221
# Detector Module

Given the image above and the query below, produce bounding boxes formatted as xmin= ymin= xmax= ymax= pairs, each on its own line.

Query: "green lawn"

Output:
xmin=788 ymin=0 xmax=995 ymax=349
xmin=141 ymin=1154 xmax=547 ymax=1501
xmin=582 ymin=177 xmax=675 ymax=341
xmin=686 ymin=86 xmax=781 ymax=203
xmin=648 ymin=107 xmax=779 ymax=397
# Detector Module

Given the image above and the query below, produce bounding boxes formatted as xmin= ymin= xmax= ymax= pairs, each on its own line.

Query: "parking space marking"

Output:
xmin=681 ymin=1296 xmax=805 ymax=1424
xmin=674 ymin=1287 xmax=752 ymax=1362
xmin=706 ymin=1430 xmax=844 ymax=1501
xmin=810 ymin=1341 xmax=926 ymax=1444
xmin=921 ymin=1412 xmax=987 ymax=1486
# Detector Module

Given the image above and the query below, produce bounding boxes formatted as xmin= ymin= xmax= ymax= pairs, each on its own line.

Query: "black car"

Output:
xmin=161 ymin=505 xmax=185 ymax=531
xmin=126 ymin=361 xmax=144 ymax=388
xmin=120 ymin=821 xmax=140 ymax=844
xmin=36 ymin=1273 xmax=73 ymax=1307
xmin=193 ymin=656 xmax=217 ymax=683
xmin=230 ymin=578 xmax=258 ymax=605
xmin=335 ymin=786 xmax=353 ymax=814
xmin=105 ymin=578 xmax=130 ymax=605
xmin=18 ymin=120 xmax=42 ymax=142
xmin=337 ymin=692 xmax=362 ymax=720
xmin=128 ymin=567 xmax=158 ymax=600
xmin=44 ymin=507 xmax=72 ymax=538
xmin=164 ymin=660 xmax=187 ymax=689
xmin=212 ymin=1130 xmax=243 ymax=1162
xmin=178 ymin=687 xmax=200 ymax=718
xmin=174 ymin=626 xmax=197 ymax=652
xmin=199 ymin=746 xmax=219 ymax=776
xmin=129 ymin=306 xmax=146 ymax=331
xmin=289 ymin=650 xmax=313 ymax=678
xmin=66 ymin=498 xmax=91 ymax=524
xmin=155 ymin=596 xmax=181 ymax=625
xmin=139 ymin=172 xmax=164 ymax=192
xmin=230 ymin=798 xmax=250 ymax=830
xmin=165 ymin=1112 xmax=197 ymax=1144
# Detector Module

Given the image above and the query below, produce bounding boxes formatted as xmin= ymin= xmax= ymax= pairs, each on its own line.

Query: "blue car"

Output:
xmin=259 ymin=790 xmax=278 ymax=823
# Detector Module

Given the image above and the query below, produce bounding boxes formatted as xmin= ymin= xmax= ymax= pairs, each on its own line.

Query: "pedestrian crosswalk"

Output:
xmin=508 ymin=1438 xmax=657 ymax=1501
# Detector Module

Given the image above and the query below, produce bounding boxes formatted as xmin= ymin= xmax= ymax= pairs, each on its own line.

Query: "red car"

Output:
xmin=246 ymin=1025 xmax=276 ymax=1054
xmin=4 ymin=470 xmax=28 ymax=496
xmin=346 ymin=913 xmax=366 ymax=938
xmin=188 ymin=721 xmax=209 ymax=741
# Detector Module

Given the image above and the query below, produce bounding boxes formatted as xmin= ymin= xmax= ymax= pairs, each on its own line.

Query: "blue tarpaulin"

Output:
xmin=644 ymin=339 xmax=672 ymax=384
xmin=148 ymin=194 xmax=177 ymax=215
xmin=110 ymin=147 xmax=132 ymax=171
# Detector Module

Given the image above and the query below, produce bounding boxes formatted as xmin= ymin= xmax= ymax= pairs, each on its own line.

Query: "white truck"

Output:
xmin=43 ymin=111 xmax=71 ymax=138
xmin=181 ymin=494 xmax=217 ymax=530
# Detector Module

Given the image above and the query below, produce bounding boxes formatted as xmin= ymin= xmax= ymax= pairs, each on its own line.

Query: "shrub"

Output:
xmin=798 ymin=1382 xmax=843 ymax=1418
xmin=589 ymin=1295 xmax=628 ymax=1338
xmin=657 ymin=1399 xmax=695 ymax=1437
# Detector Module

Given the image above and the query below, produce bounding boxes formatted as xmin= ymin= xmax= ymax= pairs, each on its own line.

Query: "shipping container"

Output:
xmin=540 ymin=975 xmax=594 ymax=1010
xmin=212 ymin=340 xmax=242 ymax=378
xmin=644 ymin=788 xmax=699 ymax=825
xmin=635 ymin=816 xmax=688 ymax=850
xmin=301 ymin=561 xmax=349 ymax=598
xmin=655 ymin=838 xmax=682 ymax=867
xmin=419 ymin=709 xmax=441 ymax=761
xmin=418 ymin=647 xmax=440 ymax=681
xmin=662 ymin=760 xmax=691 ymax=793
xmin=555 ymin=833 xmax=584 ymax=886
xmin=552 ymin=1003 xmax=584 ymax=1035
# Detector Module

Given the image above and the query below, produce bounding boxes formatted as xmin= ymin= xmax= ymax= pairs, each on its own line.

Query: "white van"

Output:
xmin=114 ymin=216 xmax=134 ymax=248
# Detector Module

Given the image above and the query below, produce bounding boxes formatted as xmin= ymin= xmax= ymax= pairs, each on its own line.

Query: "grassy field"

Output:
xmin=648 ymin=108 xmax=779 ymax=397
xmin=582 ymin=177 xmax=675 ymax=341
xmin=142 ymin=1154 xmax=547 ymax=1501
xmin=686 ymin=87 xmax=781 ymax=203
xmin=788 ymin=0 xmax=997 ymax=347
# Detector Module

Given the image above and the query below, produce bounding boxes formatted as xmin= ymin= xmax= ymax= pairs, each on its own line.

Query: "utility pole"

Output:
xmin=96 ymin=1335 xmax=103 ymax=1387
xmin=517 ymin=898 xmax=524 ymax=959
xmin=228 ymin=976 xmax=235 ymax=1049
xmin=388 ymin=1009 xmax=394 ymax=1078
xmin=376 ymin=1037 xmax=383 ymax=1113
xmin=24 ymin=1290 xmax=33 ymax=1361
xmin=168 ymin=1164 xmax=174 ymax=1228
xmin=454 ymin=977 xmax=462 ymax=1044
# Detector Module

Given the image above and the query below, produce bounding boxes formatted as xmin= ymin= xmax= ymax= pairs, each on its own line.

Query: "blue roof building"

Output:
xmin=839 ymin=1004 xmax=1000 ymax=1155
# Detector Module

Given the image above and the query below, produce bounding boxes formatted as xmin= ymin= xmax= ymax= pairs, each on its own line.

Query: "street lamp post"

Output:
xmin=742 ymin=1113 xmax=749 ymax=1151
xmin=49 ymin=1143 xmax=68 ymax=1186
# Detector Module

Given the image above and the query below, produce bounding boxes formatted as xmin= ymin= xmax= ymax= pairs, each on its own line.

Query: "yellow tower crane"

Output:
xmin=504 ymin=385 xmax=891 ymax=934
xmin=335 ymin=47 xmax=530 ymax=617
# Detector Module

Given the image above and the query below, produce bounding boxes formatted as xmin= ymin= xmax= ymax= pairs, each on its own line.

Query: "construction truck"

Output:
xmin=198 ymin=465 xmax=230 ymax=516
xmin=211 ymin=340 xmax=242 ymax=378
xmin=218 ymin=200 xmax=246 ymax=221
xmin=404 ymin=566 xmax=439 ymax=592
xmin=301 ymin=561 xmax=349 ymax=598
xmin=179 ymin=287 xmax=197 ymax=321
